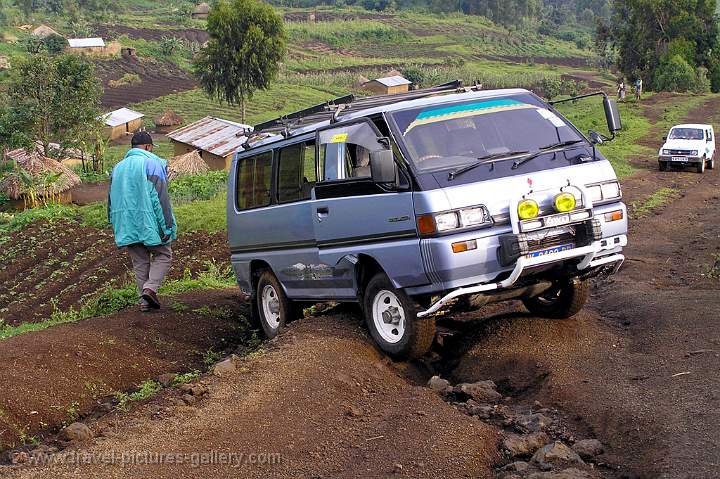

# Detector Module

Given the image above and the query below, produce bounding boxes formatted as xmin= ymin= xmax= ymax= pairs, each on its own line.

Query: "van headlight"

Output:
xmin=662 ymin=149 xmax=670 ymax=155
xmin=585 ymin=180 xmax=622 ymax=205
xmin=690 ymin=150 xmax=698 ymax=156
xmin=417 ymin=206 xmax=491 ymax=236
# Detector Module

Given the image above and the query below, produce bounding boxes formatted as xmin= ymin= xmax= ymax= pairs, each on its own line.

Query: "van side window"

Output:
xmin=278 ymin=141 xmax=317 ymax=203
xmin=318 ymin=121 xmax=384 ymax=181
xmin=236 ymin=151 xmax=272 ymax=210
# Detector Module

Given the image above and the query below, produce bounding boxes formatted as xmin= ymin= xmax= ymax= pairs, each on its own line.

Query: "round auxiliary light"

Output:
xmin=554 ymin=192 xmax=577 ymax=213
xmin=518 ymin=199 xmax=540 ymax=220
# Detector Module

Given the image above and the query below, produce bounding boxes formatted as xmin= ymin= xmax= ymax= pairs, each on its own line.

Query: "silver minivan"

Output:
xmin=227 ymin=83 xmax=628 ymax=359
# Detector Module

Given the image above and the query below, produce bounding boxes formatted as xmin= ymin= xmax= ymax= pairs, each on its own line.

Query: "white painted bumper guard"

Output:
xmin=416 ymin=234 xmax=627 ymax=318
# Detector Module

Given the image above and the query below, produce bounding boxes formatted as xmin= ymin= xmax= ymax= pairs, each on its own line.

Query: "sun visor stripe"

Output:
xmin=403 ymin=99 xmax=537 ymax=134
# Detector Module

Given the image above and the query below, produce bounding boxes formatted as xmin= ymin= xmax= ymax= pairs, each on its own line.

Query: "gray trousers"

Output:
xmin=126 ymin=243 xmax=173 ymax=298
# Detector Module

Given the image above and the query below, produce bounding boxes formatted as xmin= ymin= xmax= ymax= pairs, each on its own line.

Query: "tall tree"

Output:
xmin=6 ymin=53 xmax=103 ymax=157
xmin=193 ymin=0 xmax=287 ymax=123
xmin=612 ymin=0 xmax=719 ymax=90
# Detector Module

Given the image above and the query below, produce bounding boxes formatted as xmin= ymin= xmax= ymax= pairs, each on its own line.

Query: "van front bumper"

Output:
xmin=416 ymin=234 xmax=626 ymax=318
xmin=658 ymin=155 xmax=703 ymax=165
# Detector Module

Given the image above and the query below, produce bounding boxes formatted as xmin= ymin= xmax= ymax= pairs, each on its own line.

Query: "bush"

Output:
xmin=694 ymin=67 xmax=711 ymax=93
xmin=169 ymin=171 xmax=228 ymax=204
xmin=654 ymin=54 xmax=696 ymax=92
xmin=537 ymin=77 xmax=562 ymax=100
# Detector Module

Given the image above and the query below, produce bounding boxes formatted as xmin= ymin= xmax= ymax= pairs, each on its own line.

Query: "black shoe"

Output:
xmin=142 ymin=289 xmax=161 ymax=309
xmin=140 ymin=302 xmax=151 ymax=313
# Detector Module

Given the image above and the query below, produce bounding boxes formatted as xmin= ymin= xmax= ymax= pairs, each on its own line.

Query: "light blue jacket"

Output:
xmin=108 ymin=148 xmax=177 ymax=247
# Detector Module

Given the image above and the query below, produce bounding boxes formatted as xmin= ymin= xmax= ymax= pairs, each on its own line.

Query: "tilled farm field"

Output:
xmin=94 ymin=25 xmax=210 ymax=44
xmin=0 ymin=220 xmax=228 ymax=325
xmin=95 ymin=57 xmax=197 ymax=108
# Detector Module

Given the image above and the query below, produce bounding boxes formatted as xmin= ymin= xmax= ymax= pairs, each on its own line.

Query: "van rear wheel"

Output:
xmin=255 ymin=270 xmax=292 ymax=339
xmin=363 ymin=273 xmax=435 ymax=360
xmin=522 ymin=278 xmax=589 ymax=319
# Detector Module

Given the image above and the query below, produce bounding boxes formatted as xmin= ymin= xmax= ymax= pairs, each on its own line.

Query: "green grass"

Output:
xmin=0 ymin=260 xmax=235 ymax=341
xmin=631 ymin=187 xmax=681 ymax=218
xmin=133 ymin=83 xmax=348 ymax=128
xmin=174 ymin=194 xmax=226 ymax=233
xmin=556 ymin=98 xmax=651 ymax=179
xmin=114 ymin=380 xmax=162 ymax=411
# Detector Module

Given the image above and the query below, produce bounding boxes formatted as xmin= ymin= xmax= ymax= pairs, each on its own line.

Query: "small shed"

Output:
xmin=363 ymin=75 xmax=412 ymax=95
xmin=192 ymin=2 xmax=210 ymax=19
xmin=100 ymin=108 xmax=145 ymax=140
xmin=67 ymin=37 xmax=106 ymax=55
xmin=0 ymin=149 xmax=81 ymax=208
xmin=154 ymin=110 xmax=184 ymax=131
xmin=32 ymin=25 xmax=60 ymax=38
xmin=167 ymin=116 xmax=251 ymax=171
xmin=167 ymin=150 xmax=209 ymax=180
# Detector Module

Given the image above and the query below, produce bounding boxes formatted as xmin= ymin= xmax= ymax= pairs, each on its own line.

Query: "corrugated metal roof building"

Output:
xmin=68 ymin=37 xmax=106 ymax=48
xmin=167 ymin=116 xmax=252 ymax=170
xmin=99 ymin=108 xmax=145 ymax=140
xmin=363 ymin=75 xmax=412 ymax=95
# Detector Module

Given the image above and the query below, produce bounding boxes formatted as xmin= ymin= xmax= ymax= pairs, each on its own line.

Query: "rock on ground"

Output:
xmin=514 ymin=413 xmax=554 ymax=433
xmin=572 ymin=439 xmax=604 ymax=460
xmin=454 ymin=380 xmax=502 ymax=403
xmin=212 ymin=358 xmax=236 ymax=376
xmin=528 ymin=467 xmax=595 ymax=479
xmin=532 ymin=441 xmax=584 ymax=469
xmin=61 ymin=422 xmax=94 ymax=442
xmin=427 ymin=375 xmax=451 ymax=393
xmin=504 ymin=432 xmax=549 ymax=458
xmin=157 ymin=373 xmax=177 ymax=387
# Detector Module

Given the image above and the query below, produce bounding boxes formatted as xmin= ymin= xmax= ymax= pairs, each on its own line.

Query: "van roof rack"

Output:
xmin=254 ymin=80 xmax=473 ymax=134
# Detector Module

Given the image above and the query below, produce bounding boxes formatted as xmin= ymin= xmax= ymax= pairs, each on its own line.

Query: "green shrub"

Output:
xmin=654 ymin=54 xmax=696 ymax=92
xmin=169 ymin=171 xmax=228 ymax=204
xmin=694 ymin=67 xmax=711 ymax=93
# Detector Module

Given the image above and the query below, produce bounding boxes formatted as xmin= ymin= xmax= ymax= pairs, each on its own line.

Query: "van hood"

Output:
xmin=413 ymin=160 xmax=619 ymax=216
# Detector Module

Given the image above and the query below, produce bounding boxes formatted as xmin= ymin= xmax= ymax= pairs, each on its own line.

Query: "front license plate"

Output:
xmin=527 ymin=243 xmax=575 ymax=258
xmin=671 ymin=156 xmax=687 ymax=162
xmin=544 ymin=214 xmax=570 ymax=227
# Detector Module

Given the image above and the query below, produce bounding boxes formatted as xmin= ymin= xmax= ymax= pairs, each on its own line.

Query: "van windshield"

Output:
xmin=669 ymin=128 xmax=704 ymax=140
xmin=389 ymin=94 xmax=584 ymax=173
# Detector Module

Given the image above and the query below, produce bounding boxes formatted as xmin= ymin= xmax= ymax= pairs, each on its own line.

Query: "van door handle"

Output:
xmin=316 ymin=207 xmax=330 ymax=221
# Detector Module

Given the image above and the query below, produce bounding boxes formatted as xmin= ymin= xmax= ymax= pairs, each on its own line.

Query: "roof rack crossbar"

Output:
xmin=253 ymin=80 xmax=467 ymax=133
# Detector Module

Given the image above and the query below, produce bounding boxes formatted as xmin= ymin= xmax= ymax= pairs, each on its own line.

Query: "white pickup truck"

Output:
xmin=658 ymin=123 xmax=716 ymax=173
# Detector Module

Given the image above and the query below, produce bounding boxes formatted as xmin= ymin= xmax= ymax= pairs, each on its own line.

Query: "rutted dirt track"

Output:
xmin=2 ymin=95 xmax=720 ymax=478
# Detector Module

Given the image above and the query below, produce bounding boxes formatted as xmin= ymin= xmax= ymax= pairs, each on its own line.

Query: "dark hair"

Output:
xmin=131 ymin=131 xmax=154 ymax=147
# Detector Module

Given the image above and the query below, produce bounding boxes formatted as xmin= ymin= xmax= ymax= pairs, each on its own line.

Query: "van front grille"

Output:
xmin=526 ymin=227 xmax=577 ymax=251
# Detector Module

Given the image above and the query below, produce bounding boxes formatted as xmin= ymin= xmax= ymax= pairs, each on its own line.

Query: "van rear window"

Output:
xmin=236 ymin=151 xmax=272 ymax=210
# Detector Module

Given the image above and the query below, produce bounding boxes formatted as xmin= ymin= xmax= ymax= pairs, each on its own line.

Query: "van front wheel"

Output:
xmin=363 ymin=273 xmax=435 ymax=360
xmin=255 ymin=270 xmax=292 ymax=339
xmin=522 ymin=278 xmax=589 ymax=319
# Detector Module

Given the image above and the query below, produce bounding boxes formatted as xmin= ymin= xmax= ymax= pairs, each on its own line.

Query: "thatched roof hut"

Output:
xmin=167 ymin=150 xmax=209 ymax=180
xmin=155 ymin=110 xmax=184 ymax=128
xmin=32 ymin=25 xmax=60 ymax=37
xmin=0 ymin=149 xmax=81 ymax=201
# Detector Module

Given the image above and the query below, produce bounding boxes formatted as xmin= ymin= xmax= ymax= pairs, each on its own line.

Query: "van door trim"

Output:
xmin=317 ymin=230 xmax=417 ymax=248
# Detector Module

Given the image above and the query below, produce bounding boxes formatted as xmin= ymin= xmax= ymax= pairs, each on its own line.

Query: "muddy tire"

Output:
xmin=522 ymin=278 xmax=589 ymax=319
xmin=697 ymin=158 xmax=706 ymax=174
xmin=659 ymin=161 xmax=667 ymax=172
xmin=363 ymin=273 xmax=435 ymax=360
xmin=255 ymin=270 xmax=292 ymax=339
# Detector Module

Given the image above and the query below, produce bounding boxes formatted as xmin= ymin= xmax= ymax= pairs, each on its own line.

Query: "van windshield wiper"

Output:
xmin=511 ymin=140 xmax=584 ymax=170
xmin=448 ymin=150 xmax=530 ymax=181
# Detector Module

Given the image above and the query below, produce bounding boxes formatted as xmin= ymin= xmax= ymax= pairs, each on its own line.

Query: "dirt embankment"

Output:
xmin=4 ymin=313 xmax=499 ymax=479
xmin=0 ymin=289 xmax=248 ymax=453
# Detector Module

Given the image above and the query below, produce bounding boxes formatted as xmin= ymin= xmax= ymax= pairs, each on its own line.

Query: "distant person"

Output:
xmin=618 ymin=78 xmax=626 ymax=102
xmin=635 ymin=77 xmax=643 ymax=101
xmin=108 ymin=131 xmax=177 ymax=312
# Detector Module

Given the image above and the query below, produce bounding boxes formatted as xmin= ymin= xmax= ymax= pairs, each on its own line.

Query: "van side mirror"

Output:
xmin=663 ymin=136 xmax=667 ymax=141
xmin=603 ymin=96 xmax=622 ymax=133
xmin=588 ymin=130 xmax=603 ymax=145
xmin=370 ymin=149 xmax=396 ymax=184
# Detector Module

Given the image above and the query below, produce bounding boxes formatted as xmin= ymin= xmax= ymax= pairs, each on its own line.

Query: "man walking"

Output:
xmin=635 ymin=77 xmax=643 ymax=101
xmin=108 ymin=131 xmax=177 ymax=312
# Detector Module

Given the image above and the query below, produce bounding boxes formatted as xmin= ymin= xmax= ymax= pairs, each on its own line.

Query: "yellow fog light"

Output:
xmin=518 ymin=199 xmax=539 ymax=220
xmin=554 ymin=192 xmax=576 ymax=213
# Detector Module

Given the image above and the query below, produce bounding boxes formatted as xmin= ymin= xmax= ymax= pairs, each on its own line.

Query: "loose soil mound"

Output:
xmin=95 ymin=57 xmax=197 ymax=108
xmin=0 ymin=289 xmax=247 ymax=452
xmin=0 ymin=220 xmax=229 ymax=326
xmin=5 ymin=313 xmax=498 ymax=478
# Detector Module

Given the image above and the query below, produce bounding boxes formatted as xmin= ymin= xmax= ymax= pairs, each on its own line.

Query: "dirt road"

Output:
xmin=3 ymin=95 xmax=719 ymax=478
